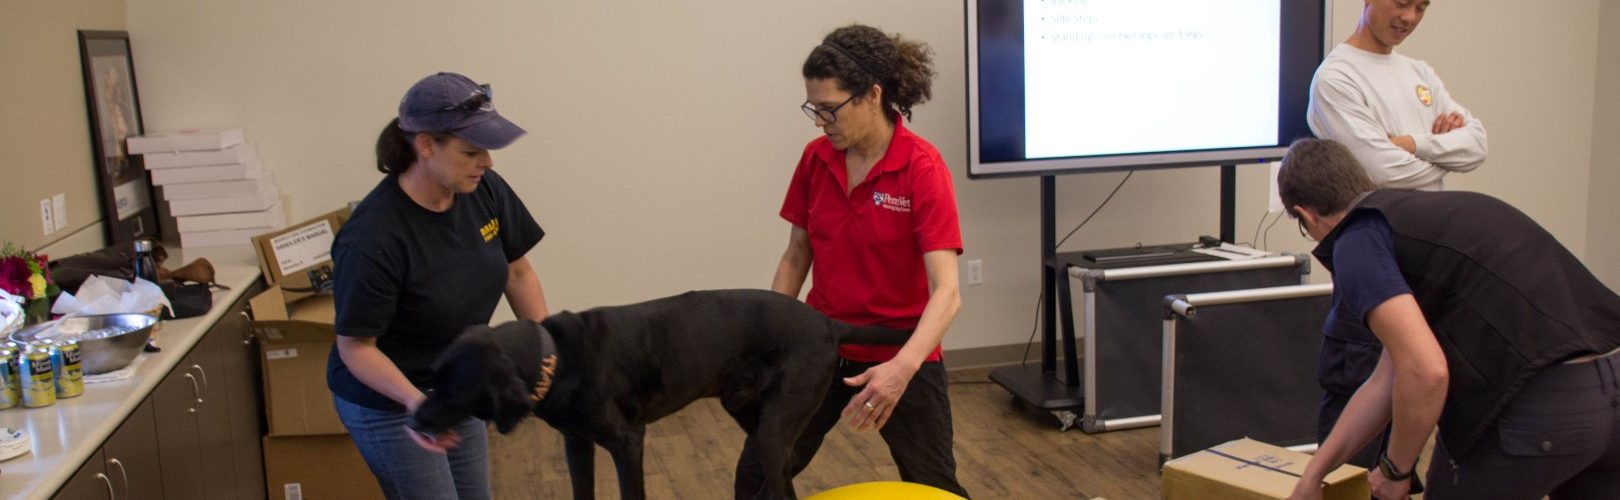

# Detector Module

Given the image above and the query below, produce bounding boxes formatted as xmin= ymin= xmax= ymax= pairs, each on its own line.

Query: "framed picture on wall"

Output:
xmin=77 ymin=30 xmax=158 ymax=245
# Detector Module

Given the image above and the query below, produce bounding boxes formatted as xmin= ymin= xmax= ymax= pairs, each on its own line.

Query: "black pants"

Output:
xmin=735 ymin=359 xmax=968 ymax=499
xmin=1317 ymin=335 xmax=1385 ymax=469
xmin=1425 ymin=352 xmax=1620 ymax=499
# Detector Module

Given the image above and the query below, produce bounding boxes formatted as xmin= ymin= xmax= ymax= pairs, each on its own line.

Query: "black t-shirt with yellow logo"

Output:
xmin=327 ymin=169 xmax=543 ymax=412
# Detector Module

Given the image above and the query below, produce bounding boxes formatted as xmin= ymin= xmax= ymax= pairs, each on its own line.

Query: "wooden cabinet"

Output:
xmin=219 ymin=310 xmax=267 ymax=500
xmin=63 ymin=284 xmax=266 ymax=500
xmin=152 ymin=335 xmax=210 ymax=500
xmin=194 ymin=303 xmax=265 ymax=500
xmin=54 ymin=400 xmax=165 ymax=500
xmin=152 ymin=287 xmax=265 ymax=500
xmin=54 ymin=448 xmax=115 ymax=500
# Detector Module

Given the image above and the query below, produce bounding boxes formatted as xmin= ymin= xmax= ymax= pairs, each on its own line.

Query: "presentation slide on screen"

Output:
xmin=1024 ymin=0 xmax=1280 ymax=159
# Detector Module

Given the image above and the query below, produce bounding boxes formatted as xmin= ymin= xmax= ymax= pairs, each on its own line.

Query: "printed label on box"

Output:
xmin=266 ymin=348 xmax=299 ymax=360
xmin=258 ymin=327 xmax=284 ymax=340
xmin=271 ymin=220 xmax=335 ymax=277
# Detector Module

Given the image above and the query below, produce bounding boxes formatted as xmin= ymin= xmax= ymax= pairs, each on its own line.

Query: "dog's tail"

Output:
xmin=833 ymin=320 xmax=914 ymax=345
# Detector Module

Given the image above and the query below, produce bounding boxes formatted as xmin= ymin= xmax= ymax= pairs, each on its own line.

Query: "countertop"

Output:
xmin=0 ymin=245 xmax=263 ymax=500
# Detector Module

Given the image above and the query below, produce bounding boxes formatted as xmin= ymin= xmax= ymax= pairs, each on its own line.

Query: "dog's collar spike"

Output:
xmin=531 ymin=354 xmax=558 ymax=402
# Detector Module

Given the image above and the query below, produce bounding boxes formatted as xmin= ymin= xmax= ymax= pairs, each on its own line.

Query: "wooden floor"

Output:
xmin=487 ymin=367 xmax=1156 ymax=499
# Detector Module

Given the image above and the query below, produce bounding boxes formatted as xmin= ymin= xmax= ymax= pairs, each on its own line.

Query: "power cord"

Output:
xmin=1249 ymin=208 xmax=1271 ymax=248
xmin=1054 ymin=170 xmax=1134 ymax=251
xmin=1019 ymin=290 xmax=1044 ymax=367
xmin=1261 ymin=211 xmax=1284 ymax=251
xmin=1022 ymin=170 xmax=1133 ymax=368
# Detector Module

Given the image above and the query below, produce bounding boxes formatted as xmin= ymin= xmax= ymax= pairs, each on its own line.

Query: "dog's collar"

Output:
xmin=529 ymin=329 xmax=558 ymax=403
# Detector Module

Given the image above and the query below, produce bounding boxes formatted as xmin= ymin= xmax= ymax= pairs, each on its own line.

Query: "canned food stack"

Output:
xmin=128 ymin=128 xmax=287 ymax=248
xmin=0 ymin=338 xmax=83 ymax=410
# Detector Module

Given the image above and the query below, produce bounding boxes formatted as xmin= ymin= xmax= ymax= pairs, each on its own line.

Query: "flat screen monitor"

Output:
xmin=967 ymin=0 xmax=1330 ymax=178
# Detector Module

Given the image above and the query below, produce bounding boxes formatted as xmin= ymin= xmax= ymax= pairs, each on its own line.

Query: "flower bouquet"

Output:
xmin=1 ymin=242 xmax=60 ymax=325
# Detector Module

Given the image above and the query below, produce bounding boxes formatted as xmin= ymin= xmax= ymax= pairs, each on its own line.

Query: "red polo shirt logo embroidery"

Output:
xmin=873 ymin=192 xmax=912 ymax=213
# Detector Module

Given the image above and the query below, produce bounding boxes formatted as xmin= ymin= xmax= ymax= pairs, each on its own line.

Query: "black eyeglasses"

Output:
xmin=1296 ymin=216 xmax=1315 ymax=242
xmin=800 ymin=92 xmax=860 ymax=124
xmin=422 ymin=84 xmax=492 ymax=115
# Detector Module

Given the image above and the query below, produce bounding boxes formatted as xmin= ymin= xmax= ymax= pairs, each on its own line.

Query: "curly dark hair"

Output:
xmin=802 ymin=24 xmax=935 ymax=121
xmin=374 ymin=118 xmax=454 ymax=174
xmin=1278 ymin=138 xmax=1377 ymax=217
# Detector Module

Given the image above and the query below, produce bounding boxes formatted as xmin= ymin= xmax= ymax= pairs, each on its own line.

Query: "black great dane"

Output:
xmin=408 ymin=289 xmax=914 ymax=500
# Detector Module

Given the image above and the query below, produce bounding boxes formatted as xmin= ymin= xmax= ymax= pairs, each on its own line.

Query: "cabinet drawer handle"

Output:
xmin=108 ymin=458 xmax=129 ymax=500
xmin=183 ymin=372 xmax=202 ymax=409
xmin=240 ymin=310 xmax=256 ymax=344
xmin=191 ymin=364 xmax=209 ymax=403
xmin=95 ymin=472 xmax=114 ymax=499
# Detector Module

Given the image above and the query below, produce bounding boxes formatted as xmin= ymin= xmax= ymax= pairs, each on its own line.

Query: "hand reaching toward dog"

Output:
xmin=841 ymin=359 xmax=919 ymax=431
xmin=407 ymin=425 xmax=462 ymax=453
xmin=406 ymin=393 xmax=462 ymax=453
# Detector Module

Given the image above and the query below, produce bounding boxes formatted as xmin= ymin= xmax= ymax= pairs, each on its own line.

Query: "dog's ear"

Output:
xmin=539 ymin=311 xmax=583 ymax=339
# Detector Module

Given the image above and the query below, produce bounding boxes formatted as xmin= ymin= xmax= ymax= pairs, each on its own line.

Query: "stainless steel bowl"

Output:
xmin=11 ymin=313 xmax=158 ymax=374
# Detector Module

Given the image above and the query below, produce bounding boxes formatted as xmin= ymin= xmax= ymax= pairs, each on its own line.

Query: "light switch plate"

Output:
xmin=39 ymin=199 xmax=54 ymax=235
xmin=51 ymin=193 xmax=66 ymax=231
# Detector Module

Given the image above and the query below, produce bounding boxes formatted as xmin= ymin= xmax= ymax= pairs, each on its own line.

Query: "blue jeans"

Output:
xmin=333 ymin=395 xmax=492 ymax=500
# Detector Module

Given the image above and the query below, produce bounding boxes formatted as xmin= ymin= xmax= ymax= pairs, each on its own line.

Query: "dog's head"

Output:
xmin=409 ymin=321 xmax=554 ymax=435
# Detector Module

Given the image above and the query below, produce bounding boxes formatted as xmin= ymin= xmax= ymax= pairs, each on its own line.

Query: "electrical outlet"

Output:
xmin=967 ymin=259 xmax=983 ymax=286
xmin=52 ymin=193 xmax=67 ymax=231
xmin=39 ymin=198 xmax=54 ymax=235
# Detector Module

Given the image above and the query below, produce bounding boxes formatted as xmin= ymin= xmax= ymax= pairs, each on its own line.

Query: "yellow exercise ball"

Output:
xmin=806 ymin=481 xmax=967 ymax=500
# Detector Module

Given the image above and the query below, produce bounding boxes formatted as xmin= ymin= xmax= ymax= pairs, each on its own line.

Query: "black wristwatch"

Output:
xmin=1377 ymin=451 xmax=1415 ymax=481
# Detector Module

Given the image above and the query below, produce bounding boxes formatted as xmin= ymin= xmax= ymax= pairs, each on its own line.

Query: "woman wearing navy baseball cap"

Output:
xmin=328 ymin=72 xmax=549 ymax=499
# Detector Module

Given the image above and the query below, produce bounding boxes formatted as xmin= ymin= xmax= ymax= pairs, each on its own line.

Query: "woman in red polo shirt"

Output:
xmin=739 ymin=24 xmax=969 ymax=498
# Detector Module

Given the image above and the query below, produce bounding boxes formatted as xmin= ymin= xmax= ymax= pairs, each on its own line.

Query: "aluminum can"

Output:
xmin=20 ymin=344 xmax=56 ymax=408
xmin=0 ymin=347 xmax=18 ymax=409
xmin=51 ymin=339 xmax=84 ymax=398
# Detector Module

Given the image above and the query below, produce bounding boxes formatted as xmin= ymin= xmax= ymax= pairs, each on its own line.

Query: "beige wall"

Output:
xmin=1588 ymin=2 xmax=1620 ymax=288
xmin=0 ymin=0 xmax=124 ymax=252
xmin=94 ymin=0 xmax=1606 ymax=351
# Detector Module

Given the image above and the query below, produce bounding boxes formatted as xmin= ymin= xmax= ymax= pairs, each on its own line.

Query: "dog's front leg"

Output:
xmin=563 ymin=433 xmax=598 ymax=500
xmin=605 ymin=426 xmax=647 ymax=500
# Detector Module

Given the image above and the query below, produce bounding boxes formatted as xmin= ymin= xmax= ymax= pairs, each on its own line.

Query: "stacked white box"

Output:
xmin=131 ymin=128 xmax=286 ymax=248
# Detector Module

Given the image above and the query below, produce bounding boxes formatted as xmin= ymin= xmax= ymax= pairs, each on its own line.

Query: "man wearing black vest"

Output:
xmin=1279 ymin=138 xmax=1620 ymax=499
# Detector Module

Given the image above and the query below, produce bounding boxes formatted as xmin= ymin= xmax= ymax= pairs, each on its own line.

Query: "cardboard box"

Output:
xmin=251 ymin=208 xmax=349 ymax=292
xmin=150 ymin=157 xmax=263 ymax=185
xmin=177 ymin=201 xmax=287 ymax=233
xmin=181 ymin=226 xmax=281 ymax=249
xmin=263 ymin=434 xmax=383 ymax=500
xmin=126 ymin=128 xmax=245 ymax=154
xmin=166 ymin=186 xmax=278 ymax=217
xmin=1162 ymin=438 xmax=1369 ymax=500
xmin=252 ymin=292 xmax=346 ymax=436
xmin=142 ymin=143 xmax=256 ymax=169
xmin=248 ymin=206 xmax=352 ymax=437
xmin=163 ymin=170 xmax=276 ymax=200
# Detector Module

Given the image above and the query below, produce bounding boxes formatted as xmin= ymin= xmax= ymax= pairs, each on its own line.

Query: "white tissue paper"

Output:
xmin=51 ymin=275 xmax=172 ymax=318
xmin=0 ymin=290 xmax=22 ymax=337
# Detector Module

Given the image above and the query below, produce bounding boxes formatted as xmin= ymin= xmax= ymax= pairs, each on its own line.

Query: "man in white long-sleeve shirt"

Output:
xmin=1304 ymin=0 xmax=1489 ymax=477
xmin=1307 ymin=0 xmax=1487 ymax=192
